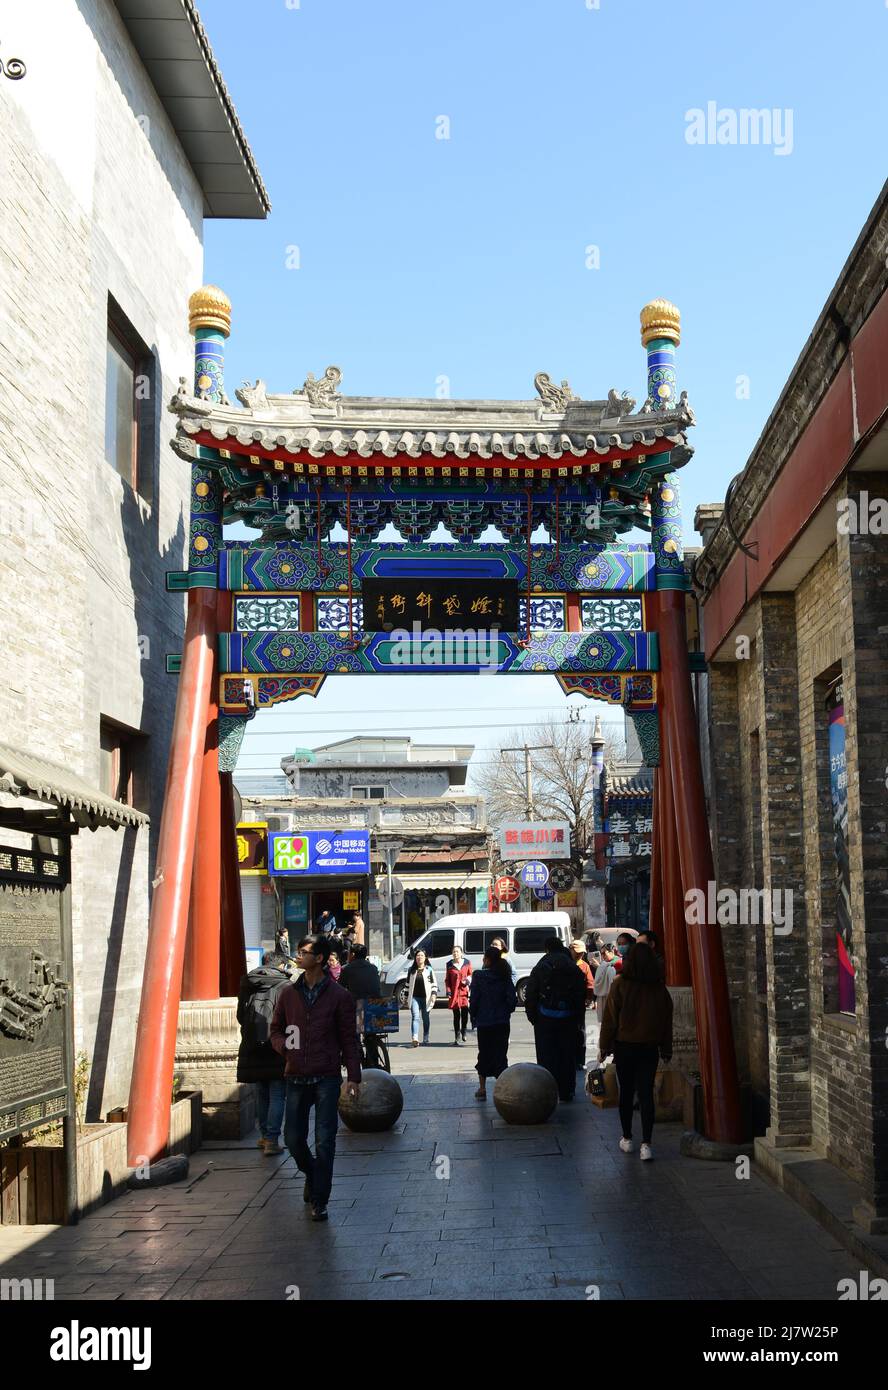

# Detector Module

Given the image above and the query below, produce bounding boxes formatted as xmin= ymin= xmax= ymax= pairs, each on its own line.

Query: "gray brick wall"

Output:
xmin=0 ymin=0 xmax=203 ymax=1116
xmin=704 ymin=499 xmax=888 ymax=1213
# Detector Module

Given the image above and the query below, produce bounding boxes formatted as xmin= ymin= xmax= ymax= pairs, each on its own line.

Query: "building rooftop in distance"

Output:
xmin=303 ymin=737 xmax=474 ymax=764
xmin=280 ymin=736 xmax=475 ymax=786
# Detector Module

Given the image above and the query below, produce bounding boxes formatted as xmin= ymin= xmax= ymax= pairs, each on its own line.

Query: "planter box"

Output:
xmin=0 ymin=1091 xmax=202 ymax=1225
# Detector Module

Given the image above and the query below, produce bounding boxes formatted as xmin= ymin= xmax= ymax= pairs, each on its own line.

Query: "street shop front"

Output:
xmin=268 ymin=830 xmax=370 ymax=944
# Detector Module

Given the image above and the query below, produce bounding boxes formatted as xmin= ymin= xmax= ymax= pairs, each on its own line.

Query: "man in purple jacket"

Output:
xmin=270 ymin=933 xmax=361 ymax=1221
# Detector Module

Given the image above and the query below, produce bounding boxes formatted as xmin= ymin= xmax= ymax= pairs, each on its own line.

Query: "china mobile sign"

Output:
xmin=497 ymin=822 xmax=571 ymax=860
xmin=269 ymin=831 xmax=371 ymax=876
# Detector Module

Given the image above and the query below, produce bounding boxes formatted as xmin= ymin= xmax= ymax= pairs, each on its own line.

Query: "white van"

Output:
xmin=382 ymin=911 xmax=574 ymax=1007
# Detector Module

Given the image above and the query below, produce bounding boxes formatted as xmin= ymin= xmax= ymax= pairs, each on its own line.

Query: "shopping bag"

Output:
xmin=585 ymin=1058 xmax=618 ymax=1108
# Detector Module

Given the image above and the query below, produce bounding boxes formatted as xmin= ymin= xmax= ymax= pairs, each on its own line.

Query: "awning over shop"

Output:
xmin=0 ymin=743 xmax=149 ymax=831
xmin=397 ymin=872 xmax=491 ymax=891
xmin=276 ymin=874 xmax=368 ymax=892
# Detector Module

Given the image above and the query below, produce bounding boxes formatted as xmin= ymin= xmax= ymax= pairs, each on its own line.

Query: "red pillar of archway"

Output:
xmin=659 ymin=589 xmax=743 ymax=1143
xmin=127 ymin=588 xmax=218 ymax=1165
xmin=657 ymin=707 xmax=692 ymax=988
xmin=220 ymin=770 xmax=247 ymax=996
xmin=647 ymin=767 xmax=663 ymax=937
xmin=182 ymin=670 xmax=221 ymax=1000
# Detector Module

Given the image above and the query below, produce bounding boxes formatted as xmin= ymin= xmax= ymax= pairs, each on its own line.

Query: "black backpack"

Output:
xmin=243 ymin=977 xmax=286 ymax=1047
xmin=538 ymin=957 xmax=585 ymax=1015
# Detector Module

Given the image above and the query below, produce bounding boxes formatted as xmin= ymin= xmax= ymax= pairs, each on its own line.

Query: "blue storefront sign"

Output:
xmin=533 ymin=884 xmax=556 ymax=901
xmin=520 ymin=861 xmax=550 ymax=888
xmin=269 ymin=831 xmax=371 ymax=877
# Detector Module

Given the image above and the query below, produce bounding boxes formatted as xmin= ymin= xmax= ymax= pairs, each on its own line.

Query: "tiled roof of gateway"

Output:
xmin=603 ymin=765 xmax=654 ymax=798
xmin=172 ymin=379 xmax=695 ymax=465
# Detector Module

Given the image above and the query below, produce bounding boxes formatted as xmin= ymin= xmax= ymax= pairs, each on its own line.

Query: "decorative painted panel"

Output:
xmin=221 ymin=675 xmax=327 ymax=715
xmin=317 ymin=596 xmax=364 ymax=631
xmin=652 ymin=473 xmax=687 ymax=591
xmin=557 ymin=673 xmax=656 ymax=708
xmin=217 ymin=543 xmax=656 ymax=594
xmin=234 ymin=596 xmax=302 ymax=632
xmin=219 ymin=714 xmax=251 ymax=769
xmin=219 ymin=630 xmax=658 ymax=676
xmin=581 ymin=596 xmax=643 ymax=630
xmin=518 ymin=597 xmax=565 ymax=630
xmin=627 ymin=709 xmax=660 ymax=766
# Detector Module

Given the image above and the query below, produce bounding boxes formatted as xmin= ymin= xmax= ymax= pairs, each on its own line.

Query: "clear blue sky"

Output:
xmin=199 ymin=0 xmax=888 ymax=777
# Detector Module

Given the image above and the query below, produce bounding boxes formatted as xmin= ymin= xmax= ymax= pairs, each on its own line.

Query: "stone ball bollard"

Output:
xmin=338 ymin=1068 xmax=404 ymax=1133
xmin=493 ymin=1063 xmax=559 ymax=1125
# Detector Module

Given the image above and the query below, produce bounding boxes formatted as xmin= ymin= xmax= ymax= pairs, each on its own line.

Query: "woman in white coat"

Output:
xmin=406 ymin=949 xmax=438 ymax=1047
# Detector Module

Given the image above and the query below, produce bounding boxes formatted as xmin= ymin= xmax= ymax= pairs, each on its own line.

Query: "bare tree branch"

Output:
xmin=472 ymin=715 xmax=624 ymax=874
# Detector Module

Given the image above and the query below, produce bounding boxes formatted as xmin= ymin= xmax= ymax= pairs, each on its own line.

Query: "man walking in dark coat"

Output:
xmin=270 ymin=933 xmax=361 ymax=1222
xmin=339 ymin=944 xmax=381 ymax=1000
xmin=525 ymin=937 xmax=587 ymax=1102
xmin=236 ymin=951 xmax=291 ymax=1154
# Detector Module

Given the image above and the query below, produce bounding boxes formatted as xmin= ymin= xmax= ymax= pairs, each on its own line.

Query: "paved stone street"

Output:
xmin=0 ymin=1010 xmax=865 ymax=1301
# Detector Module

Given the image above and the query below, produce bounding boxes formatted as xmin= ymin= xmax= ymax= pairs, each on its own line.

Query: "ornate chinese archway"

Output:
xmin=126 ymin=288 xmax=742 ymax=1163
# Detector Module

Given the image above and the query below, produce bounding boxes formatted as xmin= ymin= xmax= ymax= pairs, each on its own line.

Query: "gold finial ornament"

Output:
xmin=188 ymin=284 xmax=232 ymax=336
xmin=640 ymin=298 xmax=681 ymax=348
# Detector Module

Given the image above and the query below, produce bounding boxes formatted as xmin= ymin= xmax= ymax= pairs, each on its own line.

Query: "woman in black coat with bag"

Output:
xmin=236 ymin=951 xmax=291 ymax=1155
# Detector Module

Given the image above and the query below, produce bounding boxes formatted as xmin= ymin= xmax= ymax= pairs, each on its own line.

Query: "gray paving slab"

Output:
xmin=0 ymin=1021 xmax=874 ymax=1302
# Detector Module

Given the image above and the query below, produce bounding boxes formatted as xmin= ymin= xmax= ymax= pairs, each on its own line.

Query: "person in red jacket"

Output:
xmin=445 ymin=944 xmax=473 ymax=1045
xmin=270 ymin=933 xmax=361 ymax=1222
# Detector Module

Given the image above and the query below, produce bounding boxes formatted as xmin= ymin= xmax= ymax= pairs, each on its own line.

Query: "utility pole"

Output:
xmin=500 ymin=745 xmax=551 ymax=912
xmin=500 ymin=744 xmax=549 ymax=818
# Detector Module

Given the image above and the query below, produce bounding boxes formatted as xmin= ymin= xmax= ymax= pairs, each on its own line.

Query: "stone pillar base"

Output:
xmin=853 ymin=1201 xmax=888 ymax=1236
xmin=766 ymin=1124 xmax=814 ymax=1150
xmin=175 ymin=998 xmax=256 ymax=1140
xmin=655 ymin=986 xmax=701 ymax=1122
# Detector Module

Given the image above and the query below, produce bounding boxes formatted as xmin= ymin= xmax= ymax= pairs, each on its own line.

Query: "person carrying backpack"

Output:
xmin=236 ymin=951 xmax=291 ymax=1154
xmin=524 ymin=937 xmax=587 ymax=1102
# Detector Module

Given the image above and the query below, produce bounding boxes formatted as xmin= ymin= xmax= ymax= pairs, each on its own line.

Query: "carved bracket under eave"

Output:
xmin=220 ymin=674 xmax=326 ymax=717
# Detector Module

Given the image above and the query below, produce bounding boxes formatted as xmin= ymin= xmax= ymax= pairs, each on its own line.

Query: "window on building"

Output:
xmin=104 ymin=299 xmax=154 ymax=500
xmin=350 ymin=785 xmax=385 ymax=799
xmin=99 ymin=719 xmax=148 ymax=811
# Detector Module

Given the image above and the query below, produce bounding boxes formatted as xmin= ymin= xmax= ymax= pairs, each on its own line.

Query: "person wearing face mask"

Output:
xmin=613 ymin=932 xmax=635 ymax=973
xmin=593 ymin=943 xmax=618 ymax=1019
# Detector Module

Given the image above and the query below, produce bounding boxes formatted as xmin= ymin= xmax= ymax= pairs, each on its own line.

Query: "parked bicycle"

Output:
xmin=359 ymin=1025 xmax=391 ymax=1073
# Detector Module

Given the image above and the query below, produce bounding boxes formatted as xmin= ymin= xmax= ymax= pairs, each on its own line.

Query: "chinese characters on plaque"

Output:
xmin=605 ymin=811 xmax=653 ymax=860
xmin=362 ymin=579 xmax=519 ymax=631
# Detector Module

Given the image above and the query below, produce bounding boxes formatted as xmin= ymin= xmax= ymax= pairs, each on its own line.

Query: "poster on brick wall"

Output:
xmin=827 ymin=677 xmax=855 ymax=1014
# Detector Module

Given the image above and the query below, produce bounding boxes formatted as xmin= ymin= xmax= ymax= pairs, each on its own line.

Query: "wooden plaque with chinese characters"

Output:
xmin=362 ymin=579 xmax=519 ymax=631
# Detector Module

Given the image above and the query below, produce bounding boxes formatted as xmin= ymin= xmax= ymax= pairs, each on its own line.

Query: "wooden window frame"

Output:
xmin=100 ymin=719 xmax=146 ymax=810
xmin=106 ymin=299 xmax=154 ymax=502
xmin=108 ymin=321 xmax=139 ymax=490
